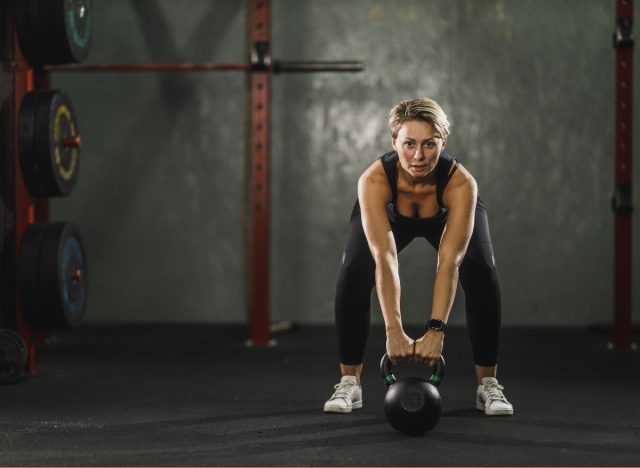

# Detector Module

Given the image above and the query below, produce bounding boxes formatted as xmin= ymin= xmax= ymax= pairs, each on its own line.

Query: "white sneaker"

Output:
xmin=323 ymin=375 xmax=363 ymax=413
xmin=476 ymin=377 xmax=514 ymax=416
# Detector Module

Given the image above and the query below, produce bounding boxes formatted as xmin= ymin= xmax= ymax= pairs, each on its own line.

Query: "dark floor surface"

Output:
xmin=0 ymin=324 xmax=639 ymax=466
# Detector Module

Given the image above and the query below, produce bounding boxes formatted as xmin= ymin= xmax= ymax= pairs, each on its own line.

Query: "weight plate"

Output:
xmin=16 ymin=0 xmax=92 ymax=66
xmin=63 ymin=0 xmax=93 ymax=63
xmin=0 ymin=329 xmax=28 ymax=384
xmin=19 ymin=222 xmax=88 ymax=330
xmin=18 ymin=91 xmax=43 ymax=195
xmin=17 ymin=224 xmax=47 ymax=322
xmin=19 ymin=89 xmax=81 ymax=197
xmin=14 ymin=0 xmax=34 ymax=64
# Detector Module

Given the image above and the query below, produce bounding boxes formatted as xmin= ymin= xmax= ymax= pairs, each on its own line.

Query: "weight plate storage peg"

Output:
xmin=19 ymin=222 xmax=88 ymax=330
xmin=380 ymin=354 xmax=446 ymax=435
xmin=19 ymin=89 xmax=81 ymax=197
xmin=0 ymin=329 xmax=28 ymax=384
xmin=16 ymin=0 xmax=93 ymax=66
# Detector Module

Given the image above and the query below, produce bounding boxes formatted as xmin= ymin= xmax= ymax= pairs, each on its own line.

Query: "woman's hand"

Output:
xmin=385 ymin=328 xmax=414 ymax=364
xmin=413 ymin=331 xmax=444 ymax=367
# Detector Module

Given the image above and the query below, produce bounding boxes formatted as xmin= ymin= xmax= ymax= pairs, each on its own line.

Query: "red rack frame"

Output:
xmin=612 ymin=0 xmax=634 ymax=349
xmin=249 ymin=0 xmax=271 ymax=346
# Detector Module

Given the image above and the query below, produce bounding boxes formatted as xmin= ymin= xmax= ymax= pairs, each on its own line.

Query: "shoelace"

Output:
xmin=330 ymin=381 xmax=356 ymax=401
xmin=484 ymin=382 xmax=509 ymax=403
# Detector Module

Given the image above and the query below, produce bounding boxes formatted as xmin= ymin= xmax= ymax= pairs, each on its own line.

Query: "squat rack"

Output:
xmin=45 ymin=0 xmax=363 ymax=347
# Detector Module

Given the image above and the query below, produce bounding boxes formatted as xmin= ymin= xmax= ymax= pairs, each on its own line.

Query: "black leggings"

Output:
xmin=334 ymin=200 xmax=501 ymax=367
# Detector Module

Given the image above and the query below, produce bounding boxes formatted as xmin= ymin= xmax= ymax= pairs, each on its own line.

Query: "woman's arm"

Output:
xmin=415 ymin=166 xmax=478 ymax=366
xmin=357 ymin=168 xmax=414 ymax=363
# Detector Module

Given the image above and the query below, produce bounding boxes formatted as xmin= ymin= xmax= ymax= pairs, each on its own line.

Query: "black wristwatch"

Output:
xmin=427 ymin=319 xmax=447 ymax=333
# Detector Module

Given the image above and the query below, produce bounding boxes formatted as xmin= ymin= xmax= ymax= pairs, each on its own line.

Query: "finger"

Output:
xmin=401 ymin=354 xmax=412 ymax=363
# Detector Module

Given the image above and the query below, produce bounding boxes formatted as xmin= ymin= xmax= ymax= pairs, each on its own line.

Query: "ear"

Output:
xmin=391 ymin=135 xmax=398 ymax=152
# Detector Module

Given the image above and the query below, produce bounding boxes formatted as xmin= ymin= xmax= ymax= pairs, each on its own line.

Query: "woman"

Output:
xmin=324 ymin=98 xmax=513 ymax=416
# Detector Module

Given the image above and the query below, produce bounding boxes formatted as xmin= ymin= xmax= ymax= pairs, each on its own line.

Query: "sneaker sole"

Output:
xmin=323 ymin=400 xmax=363 ymax=413
xmin=476 ymin=401 xmax=514 ymax=415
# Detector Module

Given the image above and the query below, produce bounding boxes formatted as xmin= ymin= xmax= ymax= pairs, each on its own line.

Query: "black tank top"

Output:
xmin=379 ymin=150 xmax=459 ymax=221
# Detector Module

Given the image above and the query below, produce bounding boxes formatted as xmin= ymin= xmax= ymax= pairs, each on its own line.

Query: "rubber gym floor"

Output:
xmin=0 ymin=324 xmax=639 ymax=466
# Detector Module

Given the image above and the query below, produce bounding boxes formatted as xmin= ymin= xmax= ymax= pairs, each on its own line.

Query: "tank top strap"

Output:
xmin=378 ymin=151 xmax=399 ymax=204
xmin=435 ymin=152 xmax=458 ymax=208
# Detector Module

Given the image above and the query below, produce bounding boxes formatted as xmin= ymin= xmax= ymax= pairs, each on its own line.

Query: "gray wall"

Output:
xmin=52 ymin=0 xmax=640 ymax=327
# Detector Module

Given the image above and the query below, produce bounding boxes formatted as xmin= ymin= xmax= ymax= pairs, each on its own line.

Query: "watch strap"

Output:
xmin=427 ymin=319 xmax=447 ymax=333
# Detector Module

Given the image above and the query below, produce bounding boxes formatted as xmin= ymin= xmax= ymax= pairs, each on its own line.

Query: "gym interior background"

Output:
xmin=53 ymin=0 xmax=638 ymax=327
xmin=2 ymin=0 xmax=640 ymax=466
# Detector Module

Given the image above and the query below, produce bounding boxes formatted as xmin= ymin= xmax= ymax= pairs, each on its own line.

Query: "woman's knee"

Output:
xmin=460 ymin=246 xmax=497 ymax=282
xmin=338 ymin=252 xmax=375 ymax=287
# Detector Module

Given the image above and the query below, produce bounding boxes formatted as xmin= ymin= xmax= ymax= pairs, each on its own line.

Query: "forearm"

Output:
xmin=374 ymin=258 xmax=403 ymax=332
xmin=414 ymin=262 xmax=455 ymax=367
xmin=429 ymin=261 xmax=459 ymax=324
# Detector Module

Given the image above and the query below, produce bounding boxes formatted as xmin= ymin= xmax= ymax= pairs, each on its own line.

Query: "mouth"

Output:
xmin=410 ymin=165 xmax=427 ymax=173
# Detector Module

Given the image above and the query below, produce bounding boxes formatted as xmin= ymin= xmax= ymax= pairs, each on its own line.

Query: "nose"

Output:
xmin=413 ymin=147 xmax=425 ymax=161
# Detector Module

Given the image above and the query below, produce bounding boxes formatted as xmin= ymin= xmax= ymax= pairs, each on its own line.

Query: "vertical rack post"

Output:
xmin=249 ymin=0 xmax=271 ymax=346
xmin=612 ymin=0 xmax=634 ymax=349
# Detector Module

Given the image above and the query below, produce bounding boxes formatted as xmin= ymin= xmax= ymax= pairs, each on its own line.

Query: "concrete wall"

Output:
xmin=52 ymin=0 xmax=639 ymax=327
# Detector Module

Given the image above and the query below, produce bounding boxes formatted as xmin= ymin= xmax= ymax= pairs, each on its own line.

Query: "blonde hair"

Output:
xmin=388 ymin=98 xmax=451 ymax=141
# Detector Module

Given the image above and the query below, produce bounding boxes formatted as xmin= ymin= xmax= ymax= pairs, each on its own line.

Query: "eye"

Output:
xmin=424 ymin=141 xmax=436 ymax=149
xmin=404 ymin=141 xmax=415 ymax=148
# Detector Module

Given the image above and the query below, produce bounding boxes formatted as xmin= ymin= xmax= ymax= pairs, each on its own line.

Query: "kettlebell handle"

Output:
xmin=380 ymin=353 xmax=446 ymax=388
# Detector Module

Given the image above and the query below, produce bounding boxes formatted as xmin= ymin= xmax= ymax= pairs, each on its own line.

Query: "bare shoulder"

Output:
xmin=443 ymin=163 xmax=478 ymax=206
xmin=358 ymin=159 xmax=392 ymax=204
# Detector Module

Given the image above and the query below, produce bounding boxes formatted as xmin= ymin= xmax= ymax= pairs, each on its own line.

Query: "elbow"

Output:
xmin=374 ymin=251 xmax=397 ymax=266
xmin=372 ymin=251 xmax=398 ymax=271
xmin=437 ymin=251 xmax=466 ymax=272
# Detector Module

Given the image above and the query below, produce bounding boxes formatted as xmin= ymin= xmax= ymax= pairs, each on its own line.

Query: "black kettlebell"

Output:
xmin=380 ymin=353 xmax=446 ymax=435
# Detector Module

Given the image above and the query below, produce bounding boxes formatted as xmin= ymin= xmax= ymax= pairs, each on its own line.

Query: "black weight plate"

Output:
xmin=47 ymin=0 xmax=92 ymax=64
xmin=18 ymin=91 xmax=46 ymax=196
xmin=17 ymin=0 xmax=51 ymax=66
xmin=39 ymin=223 xmax=87 ymax=329
xmin=58 ymin=226 xmax=88 ymax=326
xmin=34 ymin=90 xmax=80 ymax=196
xmin=0 ymin=361 xmax=24 ymax=384
xmin=19 ymin=89 xmax=80 ymax=197
xmin=49 ymin=91 xmax=80 ymax=194
xmin=61 ymin=0 xmax=92 ymax=64
xmin=0 ymin=330 xmax=28 ymax=365
xmin=0 ymin=329 xmax=28 ymax=384
xmin=19 ymin=222 xmax=88 ymax=330
xmin=33 ymin=0 xmax=57 ymax=63
xmin=16 ymin=0 xmax=92 ymax=66
xmin=15 ymin=0 xmax=35 ymax=63
xmin=18 ymin=224 xmax=48 ymax=324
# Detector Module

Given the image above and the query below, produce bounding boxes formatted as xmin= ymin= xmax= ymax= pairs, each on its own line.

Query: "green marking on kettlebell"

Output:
xmin=384 ymin=373 xmax=397 ymax=385
xmin=429 ymin=374 xmax=442 ymax=384
xmin=66 ymin=0 xmax=92 ymax=48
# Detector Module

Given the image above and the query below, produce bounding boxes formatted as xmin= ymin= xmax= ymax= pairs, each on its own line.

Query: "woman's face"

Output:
xmin=392 ymin=120 xmax=445 ymax=180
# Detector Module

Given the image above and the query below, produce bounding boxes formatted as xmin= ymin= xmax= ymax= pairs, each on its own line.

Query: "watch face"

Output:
xmin=428 ymin=319 xmax=445 ymax=331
